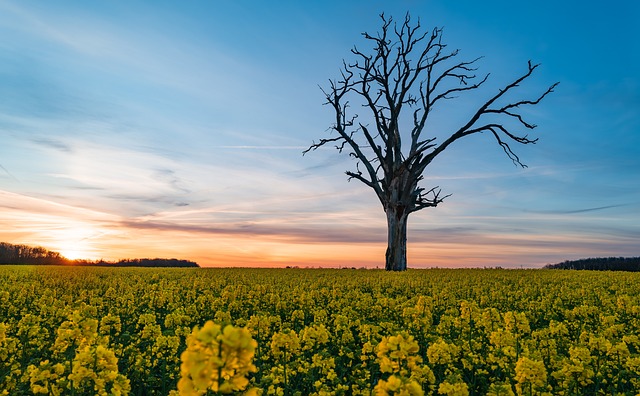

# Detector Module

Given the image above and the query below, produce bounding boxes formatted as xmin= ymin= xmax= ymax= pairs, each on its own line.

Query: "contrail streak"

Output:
xmin=0 ymin=164 xmax=18 ymax=181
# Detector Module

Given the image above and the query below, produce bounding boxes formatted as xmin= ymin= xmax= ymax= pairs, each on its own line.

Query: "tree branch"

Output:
xmin=421 ymin=61 xmax=559 ymax=169
xmin=410 ymin=185 xmax=452 ymax=213
xmin=307 ymin=13 xmax=557 ymax=219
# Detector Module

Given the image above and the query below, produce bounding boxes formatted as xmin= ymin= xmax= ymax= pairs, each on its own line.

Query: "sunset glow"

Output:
xmin=0 ymin=1 xmax=638 ymax=267
xmin=51 ymin=229 xmax=100 ymax=261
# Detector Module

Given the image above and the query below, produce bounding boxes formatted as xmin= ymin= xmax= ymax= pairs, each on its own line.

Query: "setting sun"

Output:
xmin=57 ymin=246 xmax=90 ymax=261
xmin=48 ymin=227 xmax=102 ymax=261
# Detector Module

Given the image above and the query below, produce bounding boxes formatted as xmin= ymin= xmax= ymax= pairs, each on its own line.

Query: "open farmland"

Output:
xmin=1 ymin=266 xmax=639 ymax=395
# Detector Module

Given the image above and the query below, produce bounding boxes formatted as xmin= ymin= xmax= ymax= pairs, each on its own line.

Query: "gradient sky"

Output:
xmin=1 ymin=1 xmax=638 ymax=268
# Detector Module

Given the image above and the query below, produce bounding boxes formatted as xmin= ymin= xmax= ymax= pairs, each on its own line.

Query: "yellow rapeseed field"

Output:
xmin=1 ymin=266 xmax=639 ymax=395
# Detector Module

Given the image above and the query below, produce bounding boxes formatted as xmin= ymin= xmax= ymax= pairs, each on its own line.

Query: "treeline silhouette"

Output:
xmin=544 ymin=257 xmax=640 ymax=271
xmin=0 ymin=242 xmax=68 ymax=265
xmin=0 ymin=242 xmax=199 ymax=268
xmin=75 ymin=258 xmax=199 ymax=268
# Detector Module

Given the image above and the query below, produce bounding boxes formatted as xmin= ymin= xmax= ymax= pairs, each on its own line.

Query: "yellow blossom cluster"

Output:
xmin=177 ymin=321 xmax=258 ymax=395
xmin=1 ymin=266 xmax=640 ymax=394
xmin=374 ymin=333 xmax=432 ymax=395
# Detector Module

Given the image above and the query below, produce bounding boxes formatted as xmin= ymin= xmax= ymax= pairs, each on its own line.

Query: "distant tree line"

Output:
xmin=0 ymin=242 xmax=199 ymax=267
xmin=77 ymin=258 xmax=199 ymax=268
xmin=0 ymin=242 xmax=69 ymax=265
xmin=544 ymin=257 xmax=640 ymax=271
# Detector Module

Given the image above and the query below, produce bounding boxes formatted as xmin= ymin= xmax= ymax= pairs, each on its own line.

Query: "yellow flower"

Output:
xmin=270 ymin=330 xmax=300 ymax=359
xmin=68 ymin=343 xmax=131 ymax=396
xmin=374 ymin=334 xmax=426 ymax=395
xmin=177 ymin=321 xmax=258 ymax=395
xmin=514 ymin=357 xmax=547 ymax=395
xmin=552 ymin=346 xmax=594 ymax=390
xmin=427 ymin=340 xmax=459 ymax=366
xmin=437 ymin=380 xmax=469 ymax=396
xmin=486 ymin=382 xmax=515 ymax=396
xmin=374 ymin=374 xmax=424 ymax=396
xmin=503 ymin=312 xmax=530 ymax=334
xmin=197 ymin=321 xmax=221 ymax=344
xmin=377 ymin=333 xmax=423 ymax=376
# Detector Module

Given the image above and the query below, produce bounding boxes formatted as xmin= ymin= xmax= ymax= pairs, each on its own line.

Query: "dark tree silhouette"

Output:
xmin=305 ymin=13 xmax=558 ymax=271
xmin=545 ymin=257 xmax=640 ymax=271
xmin=0 ymin=242 xmax=68 ymax=265
xmin=0 ymin=242 xmax=199 ymax=267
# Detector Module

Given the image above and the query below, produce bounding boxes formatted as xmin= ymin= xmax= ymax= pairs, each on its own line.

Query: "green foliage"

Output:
xmin=0 ymin=266 xmax=639 ymax=394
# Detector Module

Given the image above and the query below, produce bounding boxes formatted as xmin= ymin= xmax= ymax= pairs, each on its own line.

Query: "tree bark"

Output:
xmin=385 ymin=205 xmax=408 ymax=271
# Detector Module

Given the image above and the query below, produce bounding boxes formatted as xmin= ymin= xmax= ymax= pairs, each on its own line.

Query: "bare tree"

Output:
xmin=305 ymin=13 xmax=558 ymax=271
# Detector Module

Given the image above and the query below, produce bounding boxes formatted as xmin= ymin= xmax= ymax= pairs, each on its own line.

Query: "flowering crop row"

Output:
xmin=1 ymin=266 xmax=639 ymax=395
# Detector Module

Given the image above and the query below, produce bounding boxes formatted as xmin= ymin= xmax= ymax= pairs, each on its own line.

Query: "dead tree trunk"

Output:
xmin=385 ymin=204 xmax=408 ymax=271
xmin=304 ymin=13 xmax=558 ymax=270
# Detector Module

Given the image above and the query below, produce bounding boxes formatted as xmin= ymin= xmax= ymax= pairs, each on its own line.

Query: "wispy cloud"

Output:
xmin=213 ymin=146 xmax=308 ymax=150
xmin=31 ymin=137 xmax=73 ymax=152
xmin=524 ymin=204 xmax=630 ymax=215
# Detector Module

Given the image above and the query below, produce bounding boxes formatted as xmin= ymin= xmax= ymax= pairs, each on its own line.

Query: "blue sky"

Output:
xmin=0 ymin=0 xmax=638 ymax=267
